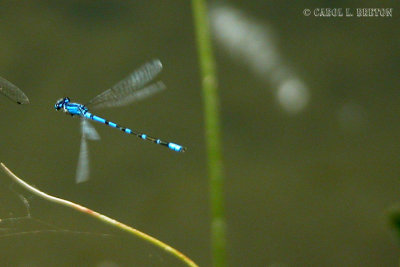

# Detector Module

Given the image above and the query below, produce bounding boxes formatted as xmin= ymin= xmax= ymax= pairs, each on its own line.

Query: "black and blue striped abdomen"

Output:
xmin=83 ymin=111 xmax=186 ymax=152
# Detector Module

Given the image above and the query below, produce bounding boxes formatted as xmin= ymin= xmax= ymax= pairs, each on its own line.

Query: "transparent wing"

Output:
xmin=86 ymin=60 xmax=164 ymax=109
xmin=88 ymin=81 xmax=166 ymax=109
xmin=0 ymin=76 xmax=29 ymax=104
xmin=76 ymin=119 xmax=100 ymax=183
xmin=76 ymin=135 xmax=89 ymax=183
xmin=82 ymin=119 xmax=100 ymax=141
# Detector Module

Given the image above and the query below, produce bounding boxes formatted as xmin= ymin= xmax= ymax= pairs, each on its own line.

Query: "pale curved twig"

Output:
xmin=0 ymin=162 xmax=198 ymax=267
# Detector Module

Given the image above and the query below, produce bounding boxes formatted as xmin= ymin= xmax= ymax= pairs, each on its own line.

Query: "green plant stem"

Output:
xmin=0 ymin=162 xmax=198 ymax=267
xmin=191 ymin=1 xmax=227 ymax=267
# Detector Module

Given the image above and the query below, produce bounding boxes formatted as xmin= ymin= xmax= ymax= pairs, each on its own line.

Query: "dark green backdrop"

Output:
xmin=0 ymin=1 xmax=399 ymax=266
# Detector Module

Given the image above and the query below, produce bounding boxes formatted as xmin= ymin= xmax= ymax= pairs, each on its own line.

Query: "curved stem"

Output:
xmin=0 ymin=162 xmax=198 ymax=267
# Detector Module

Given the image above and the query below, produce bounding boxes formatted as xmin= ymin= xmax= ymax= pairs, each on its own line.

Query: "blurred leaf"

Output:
xmin=387 ymin=204 xmax=400 ymax=243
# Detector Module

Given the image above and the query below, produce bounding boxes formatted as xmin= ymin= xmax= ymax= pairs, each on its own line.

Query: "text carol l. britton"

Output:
xmin=304 ymin=8 xmax=393 ymax=17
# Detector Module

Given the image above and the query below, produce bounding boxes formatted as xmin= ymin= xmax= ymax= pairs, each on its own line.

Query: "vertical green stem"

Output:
xmin=191 ymin=1 xmax=227 ymax=267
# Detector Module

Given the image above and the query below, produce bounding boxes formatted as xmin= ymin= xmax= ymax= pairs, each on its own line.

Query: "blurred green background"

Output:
xmin=0 ymin=1 xmax=399 ymax=266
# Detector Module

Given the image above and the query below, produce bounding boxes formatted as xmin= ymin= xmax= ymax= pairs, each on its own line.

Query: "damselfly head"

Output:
xmin=54 ymin=97 xmax=70 ymax=110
